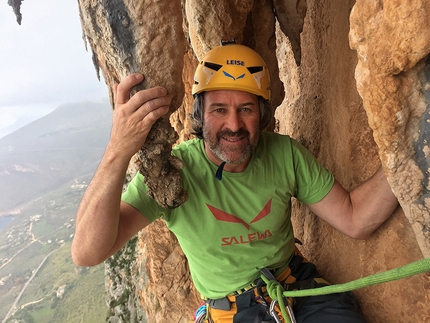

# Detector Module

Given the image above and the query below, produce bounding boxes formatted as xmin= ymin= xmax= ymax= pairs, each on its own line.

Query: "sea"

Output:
xmin=0 ymin=216 xmax=13 ymax=231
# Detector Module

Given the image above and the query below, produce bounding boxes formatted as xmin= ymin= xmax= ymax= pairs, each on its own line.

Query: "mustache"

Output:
xmin=217 ymin=128 xmax=250 ymax=139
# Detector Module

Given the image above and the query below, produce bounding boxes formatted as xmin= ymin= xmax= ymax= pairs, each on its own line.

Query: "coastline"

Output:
xmin=0 ymin=215 xmax=13 ymax=231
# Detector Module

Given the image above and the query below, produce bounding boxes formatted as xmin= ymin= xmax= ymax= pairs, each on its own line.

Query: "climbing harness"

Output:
xmin=197 ymin=252 xmax=314 ymax=323
xmin=195 ymin=256 xmax=430 ymax=323
xmin=261 ymin=257 xmax=430 ymax=323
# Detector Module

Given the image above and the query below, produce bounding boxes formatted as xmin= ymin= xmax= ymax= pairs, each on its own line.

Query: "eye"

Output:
xmin=239 ymin=106 xmax=256 ymax=114
xmin=211 ymin=108 xmax=227 ymax=115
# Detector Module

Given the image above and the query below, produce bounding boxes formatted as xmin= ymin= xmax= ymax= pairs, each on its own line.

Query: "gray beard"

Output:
xmin=207 ymin=142 xmax=252 ymax=165
xmin=203 ymin=128 xmax=259 ymax=165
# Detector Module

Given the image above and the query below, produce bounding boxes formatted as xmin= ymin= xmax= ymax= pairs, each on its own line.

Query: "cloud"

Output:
xmin=0 ymin=104 xmax=58 ymax=138
xmin=0 ymin=0 xmax=108 ymax=137
xmin=0 ymin=103 xmax=59 ymax=126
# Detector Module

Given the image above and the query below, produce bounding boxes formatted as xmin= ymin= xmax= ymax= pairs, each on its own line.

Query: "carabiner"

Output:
xmin=269 ymin=299 xmax=297 ymax=323
xmin=269 ymin=300 xmax=282 ymax=323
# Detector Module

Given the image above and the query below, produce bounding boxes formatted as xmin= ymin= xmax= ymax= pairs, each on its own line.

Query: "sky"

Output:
xmin=0 ymin=0 xmax=109 ymax=138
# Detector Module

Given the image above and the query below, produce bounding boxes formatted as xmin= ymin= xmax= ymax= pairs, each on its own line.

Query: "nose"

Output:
xmin=225 ymin=111 xmax=244 ymax=132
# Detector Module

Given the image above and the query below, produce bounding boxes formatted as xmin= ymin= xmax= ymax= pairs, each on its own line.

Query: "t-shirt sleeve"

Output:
xmin=121 ymin=172 xmax=165 ymax=223
xmin=291 ymin=140 xmax=335 ymax=204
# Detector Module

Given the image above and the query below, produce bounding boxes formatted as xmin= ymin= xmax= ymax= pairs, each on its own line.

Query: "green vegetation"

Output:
xmin=0 ymin=180 xmax=107 ymax=323
xmin=9 ymin=243 xmax=107 ymax=323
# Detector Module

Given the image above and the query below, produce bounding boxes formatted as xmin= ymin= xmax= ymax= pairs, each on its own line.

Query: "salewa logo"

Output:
xmin=206 ymin=199 xmax=273 ymax=246
xmin=221 ymin=230 xmax=273 ymax=246
xmin=223 ymin=71 xmax=245 ymax=81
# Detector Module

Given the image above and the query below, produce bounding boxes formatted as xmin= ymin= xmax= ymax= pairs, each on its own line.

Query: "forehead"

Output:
xmin=204 ymin=90 xmax=259 ymax=106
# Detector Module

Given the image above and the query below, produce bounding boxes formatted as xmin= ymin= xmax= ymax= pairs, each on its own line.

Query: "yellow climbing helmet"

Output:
xmin=192 ymin=41 xmax=271 ymax=100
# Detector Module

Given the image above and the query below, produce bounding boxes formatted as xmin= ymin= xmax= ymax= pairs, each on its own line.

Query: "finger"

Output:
xmin=116 ymin=74 xmax=144 ymax=105
xmin=112 ymin=83 xmax=118 ymax=104
xmin=134 ymin=95 xmax=172 ymax=119
xmin=128 ymin=86 xmax=169 ymax=112
xmin=141 ymin=105 xmax=170 ymax=125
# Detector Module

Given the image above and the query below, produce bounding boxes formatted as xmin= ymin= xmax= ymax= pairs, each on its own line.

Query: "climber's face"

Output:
xmin=202 ymin=90 xmax=260 ymax=172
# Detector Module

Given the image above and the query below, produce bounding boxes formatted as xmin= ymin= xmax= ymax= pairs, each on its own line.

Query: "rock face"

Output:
xmin=74 ymin=0 xmax=430 ymax=322
xmin=78 ymin=0 xmax=188 ymax=209
xmin=7 ymin=0 xmax=23 ymax=24
xmin=349 ymin=0 xmax=430 ymax=259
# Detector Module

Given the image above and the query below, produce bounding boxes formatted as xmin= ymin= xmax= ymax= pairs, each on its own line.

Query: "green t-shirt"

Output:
xmin=122 ymin=132 xmax=334 ymax=299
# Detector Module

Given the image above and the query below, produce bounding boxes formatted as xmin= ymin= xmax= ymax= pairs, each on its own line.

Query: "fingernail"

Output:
xmin=135 ymin=74 xmax=143 ymax=81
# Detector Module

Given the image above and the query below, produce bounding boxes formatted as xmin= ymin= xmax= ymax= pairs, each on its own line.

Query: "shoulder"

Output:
xmin=261 ymin=132 xmax=315 ymax=155
xmin=173 ymin=138 xmax=202 ymax=155
xmin=259 ymin=132 xmax=288 ymax=146
xmin=171 ymin=138 xmax=204 ymax=161
xmin=256 ymin=132 xmax=299 ymax=156
xmin=260 ymin=131 xmax=291 ymax=142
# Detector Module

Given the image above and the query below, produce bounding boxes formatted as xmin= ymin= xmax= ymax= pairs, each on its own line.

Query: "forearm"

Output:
xmin=71 ymin=74 xmax=172 ymax=265
xmin=71 ymin=145 xmax=131 ymax=266
xmin=349 ymin=167 xmax=399 ymax=238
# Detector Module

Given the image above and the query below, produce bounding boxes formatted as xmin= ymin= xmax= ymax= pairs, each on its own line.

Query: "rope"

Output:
xmin=261 ymin=257 xmax=430 ymax=323
xmin=265 ymin=279 xmax=290 ymax=322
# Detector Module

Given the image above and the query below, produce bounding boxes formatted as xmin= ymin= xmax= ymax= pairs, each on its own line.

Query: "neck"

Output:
xmin=222 ymin=158 xmax=251 ymax=173
xmin=204 ymin=144 xmax=251 ymax=173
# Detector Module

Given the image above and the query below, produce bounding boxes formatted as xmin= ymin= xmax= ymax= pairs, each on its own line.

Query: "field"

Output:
xmin=0 ymin=178 xmax=107 ymax=323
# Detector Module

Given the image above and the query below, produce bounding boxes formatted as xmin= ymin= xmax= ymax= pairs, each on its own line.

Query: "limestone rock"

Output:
xmin=7 ymin=0 xmax=22 ymax=25
xmin=275 ymin=1 xmax=430 ymax=322
xmin=78 ymin=0 xmax=188 ymax=209
xmin=349 ymin=0 xmax=430 ymax=259
xmin=134 ymin=221 xmax=200 ymax=322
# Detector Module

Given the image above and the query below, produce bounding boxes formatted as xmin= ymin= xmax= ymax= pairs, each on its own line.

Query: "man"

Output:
xmin=72 ymin=42 xmax=398 ymax=323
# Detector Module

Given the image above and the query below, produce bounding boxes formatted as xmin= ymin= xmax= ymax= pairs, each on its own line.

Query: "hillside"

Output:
xmin=0 ymin=100 xmax=112 ymax=322
xmin=0 ymin=101 xmax=112 ymax=213
xmin=0 ymin=172 xmax=107 ymax=323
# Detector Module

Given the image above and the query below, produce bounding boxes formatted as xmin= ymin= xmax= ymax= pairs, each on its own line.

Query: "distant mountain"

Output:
xmin=0 ymin=101 xmax=112 ymax=213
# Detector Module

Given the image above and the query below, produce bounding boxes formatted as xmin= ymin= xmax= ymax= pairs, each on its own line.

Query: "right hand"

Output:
xmin=109 ymin=73 xmax=172 ymax=158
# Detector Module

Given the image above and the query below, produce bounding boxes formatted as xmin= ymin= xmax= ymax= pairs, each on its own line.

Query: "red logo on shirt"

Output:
xmin=206 ymin=198 xmax=272 ymax=230
xmin=206 ymin=199 xmax=273 ymax=246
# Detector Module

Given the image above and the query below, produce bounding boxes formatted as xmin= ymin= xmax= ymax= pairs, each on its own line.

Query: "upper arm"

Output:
xmin=305 ymin=167 xmax=398 ymax=239
xmin=107 ymin=201 xmax=151 ymax=258
xmin=305 ymin=180 xmax=357 ymax=238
